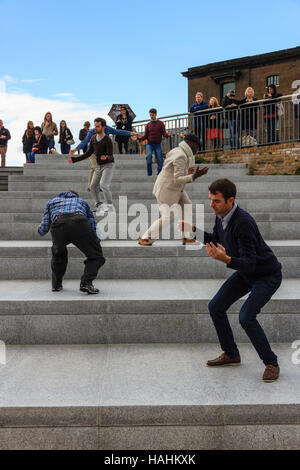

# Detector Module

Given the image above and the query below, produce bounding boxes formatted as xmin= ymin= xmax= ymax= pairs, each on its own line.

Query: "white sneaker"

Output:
xmin=104 ymin=204 xmax=115 ymax=213
xmin=96 ymin=204 xmax=105 ymax=216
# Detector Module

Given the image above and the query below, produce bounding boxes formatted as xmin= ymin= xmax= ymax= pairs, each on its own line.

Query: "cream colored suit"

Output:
xmin=142 ymin=141 xmax=195 ymax=241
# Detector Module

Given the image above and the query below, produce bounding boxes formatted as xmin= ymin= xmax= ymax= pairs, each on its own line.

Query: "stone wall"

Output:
xmin=196 ymin=143 xmax=300 ymax=175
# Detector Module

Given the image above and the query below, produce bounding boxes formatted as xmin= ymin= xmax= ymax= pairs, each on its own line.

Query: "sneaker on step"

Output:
xmin=96 ymin=204 xmax=106 ymax=216
xmin=80 ymin=282 xmax=99 ymax=294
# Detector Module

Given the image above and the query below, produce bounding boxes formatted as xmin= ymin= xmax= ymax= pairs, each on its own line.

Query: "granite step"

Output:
xmin=8 ymin=179 xmax=300 ymax=192
xmin=0 ymin=343 xmax=299 ymax=449
xmin=0 ymin=240 xmax=299 ymax=280
xmin=0 ymin=279 xmax=299 ymax=344
xmin=0 ymin=216 xmax=299 ymax=240
xmin=0 ymin=193 xmax=300 ymax=214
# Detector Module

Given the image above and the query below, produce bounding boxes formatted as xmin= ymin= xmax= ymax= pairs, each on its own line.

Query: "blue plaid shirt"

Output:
xmin=38 ymin=191 xmax=99 ymax=237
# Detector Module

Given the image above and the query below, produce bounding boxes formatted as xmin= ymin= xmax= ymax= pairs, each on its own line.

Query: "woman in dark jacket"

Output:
xmin=115 ymin=107 xmax=133 ymax=154
xmin=22 ymin=121 xmax=35 ymax=163
xmin=263 ymin=84 xmax=282 ymax=144
xmin=27 ymin=126 xmax=48 ymax=163
xmin=59 ymin=120 xmax=73 ymax=154
xmin=239 ymin=87 xmax=259 ymax=143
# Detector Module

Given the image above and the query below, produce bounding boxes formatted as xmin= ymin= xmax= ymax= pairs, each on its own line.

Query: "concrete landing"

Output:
xmin=0 ymin=343 xmax=299 ymax=449
xmin=0 ymin=279 xmax=299 ymax=345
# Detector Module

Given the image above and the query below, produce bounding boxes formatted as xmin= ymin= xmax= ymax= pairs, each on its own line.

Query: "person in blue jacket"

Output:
xmin=189 ymin=92 xmax=209 ymax=152
xmin=69 ymin=123 xmax=141 ymax=156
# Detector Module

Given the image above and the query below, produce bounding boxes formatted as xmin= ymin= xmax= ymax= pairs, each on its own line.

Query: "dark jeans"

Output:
xmin=208 ymin=269 xmax=282 ymax=366
xmin=27 ymin=151 xmax=35 ymax=163
xmin=229 ymin=120 xmax=241 ymax=149
xmin=266 ymin=118 xmax=279 ymax=144
xmin=60 ymin=142 xmax=71 ymax=154
xmin=50 ymin=214 xmax=105 ymax=285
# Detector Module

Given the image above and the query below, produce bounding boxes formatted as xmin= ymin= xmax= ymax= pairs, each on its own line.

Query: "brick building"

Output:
xmin=182 ymin=46 xmax=300 ymax=107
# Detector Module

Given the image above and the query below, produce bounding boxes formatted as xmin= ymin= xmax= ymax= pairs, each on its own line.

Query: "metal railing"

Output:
xmin=113 ymin=94 xmax=300 ymax=155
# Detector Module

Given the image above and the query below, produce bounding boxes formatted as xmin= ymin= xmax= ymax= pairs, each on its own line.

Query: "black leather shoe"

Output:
xmin=80 ymin=282 xmax=99 ymax=294
xmin=52 ymin=285 xmax=63 ymax=292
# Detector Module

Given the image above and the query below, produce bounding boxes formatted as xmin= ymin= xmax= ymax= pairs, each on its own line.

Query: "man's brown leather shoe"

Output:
xmin=206 ymin=352 xmax=241 ymax=367
xmin=263 ymin=365 xmax=280 ymax=382
xmin=138 ymin=238 xmax=154 ymax=246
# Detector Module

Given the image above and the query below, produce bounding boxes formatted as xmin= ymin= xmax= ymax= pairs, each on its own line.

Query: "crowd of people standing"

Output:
xmin=189 ymin=84 xmax=285 ymax=151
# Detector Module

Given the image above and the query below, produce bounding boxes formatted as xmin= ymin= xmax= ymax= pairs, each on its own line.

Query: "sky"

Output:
xmin=1 ymin=0 xmax=299 ymax=165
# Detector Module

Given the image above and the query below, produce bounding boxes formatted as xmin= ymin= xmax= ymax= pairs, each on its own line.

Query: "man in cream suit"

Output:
xmin=138 ymin=134 xmax=208 ymax=246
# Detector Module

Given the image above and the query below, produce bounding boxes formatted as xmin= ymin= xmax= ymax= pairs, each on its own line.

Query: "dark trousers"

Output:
xmin=208 ymin=269 xmax=282 ymax=366
xmin=60 ymin=142 xmax=71 ymax=154
xmin=50 ymin=215 xmax=105 ymax=285
xmin=194 ymin=124 xmax=206 ymax=151
xmin=266 ymin=118 xmax=278 ymax=144
xmin=117 ymin=139 xmax=129 ymax=154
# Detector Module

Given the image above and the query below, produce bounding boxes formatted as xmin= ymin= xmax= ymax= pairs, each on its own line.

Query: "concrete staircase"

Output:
xmin=0 ymin=153 xmax=299 ymax=449
xmin=0 ymin=167 xmax=23 ymax=191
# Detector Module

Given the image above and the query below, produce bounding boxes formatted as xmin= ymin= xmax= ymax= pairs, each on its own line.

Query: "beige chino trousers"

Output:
xmin=142 ymin=191 xmax=192 ymax=241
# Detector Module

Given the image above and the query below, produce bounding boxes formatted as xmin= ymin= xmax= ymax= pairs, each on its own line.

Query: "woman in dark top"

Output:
xmin=27 ymin=126 xmax=48 ymax=163
xmin=115 ymin=107 xmax=132 ymax=154
xmin=263 ymin=84 xmax=282 ymax=144
xmin=239 ymin=87 xmax=259 ymax=145
xmin=206 ymin=97 xmax=223 ymax=150
xmin=59 ymin=120 xmax=74 ymax=154
xmin=22 ymin=121 xmax=35 ymax=163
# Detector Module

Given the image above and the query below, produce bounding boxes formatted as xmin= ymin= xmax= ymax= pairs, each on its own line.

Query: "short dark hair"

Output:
xmin=94 ymin=117 xmax=106 ymax=127
xmin=69 ymin=189 xmax=79 ymax=197
xmin=208 ymin=179 xmax=237 ymax=201
xmin=149 ymin=108 xmax=157 ymax=114
xmin=184 ymin=134 xmax=200 ymax=147
xmin=34 ymin=126 xmax=42 ymax=134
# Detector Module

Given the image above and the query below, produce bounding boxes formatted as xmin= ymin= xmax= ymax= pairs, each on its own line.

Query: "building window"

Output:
xmin=266 ymin=75 xmax=280 ymax=87
xmin=222 ymin=82 xmax=236 ymax=98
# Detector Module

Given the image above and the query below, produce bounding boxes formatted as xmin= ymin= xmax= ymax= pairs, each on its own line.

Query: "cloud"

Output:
xmin=0 ymin=81 xmax=111 ymax=166
xmin=20 ymin=78 xmax=47 ymax=84
xmin=2 ymin=75 xmax=18 ymax=83
xmin=52 ymin=92 xmax=74 ymax=97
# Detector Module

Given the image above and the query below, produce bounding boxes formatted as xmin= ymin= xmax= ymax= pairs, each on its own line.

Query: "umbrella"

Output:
xmin=108 ymin=104 xmax=136 ymax=123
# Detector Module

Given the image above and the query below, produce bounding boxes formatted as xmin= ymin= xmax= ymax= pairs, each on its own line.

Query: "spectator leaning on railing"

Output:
xmin=239 ymin=87 xmax=259 ymax=145
xmin=206 ymin=97 xmax=223 ymax=151
xmin=189 ymin=92 xmax=209 ymax=152
xmin=222 ymin=90 xmax=241 ymax=150
xmin=263 ymin=84 xmax=282 ymax=144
